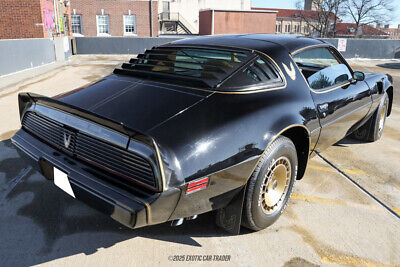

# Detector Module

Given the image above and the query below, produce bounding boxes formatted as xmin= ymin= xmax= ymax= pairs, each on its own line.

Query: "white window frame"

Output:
xmin=96 ymin=15 xmax=110 ymax=36
xmin=123 ymin=15 xmax=137 ymax=36
xmin=71 ymin=14 xmax=83 ymax=37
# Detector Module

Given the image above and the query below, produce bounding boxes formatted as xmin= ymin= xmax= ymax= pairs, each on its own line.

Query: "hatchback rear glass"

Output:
xmin=115 ymin=46 xmax=254 ymax=88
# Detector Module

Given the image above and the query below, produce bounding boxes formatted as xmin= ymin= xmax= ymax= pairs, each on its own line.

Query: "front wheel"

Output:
xmin=242 ymin=136 xmax=297 ymax=231
xmin=352 ymin=92 xmax=389 ymax=142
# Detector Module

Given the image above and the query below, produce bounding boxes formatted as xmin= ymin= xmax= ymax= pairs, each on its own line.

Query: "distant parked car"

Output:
xmin=12 ymin=35 xmax=393 ymax=233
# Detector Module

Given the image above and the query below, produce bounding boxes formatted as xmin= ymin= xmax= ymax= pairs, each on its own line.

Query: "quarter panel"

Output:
xmin=149 ymin=50 xmax=319 ymax=195
xmin=364 ymin=73 xmax=389 ymax=114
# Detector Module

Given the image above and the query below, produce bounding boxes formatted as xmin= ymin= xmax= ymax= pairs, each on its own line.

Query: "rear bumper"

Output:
xmin=11 ymin=129 xmax=180 ymax=229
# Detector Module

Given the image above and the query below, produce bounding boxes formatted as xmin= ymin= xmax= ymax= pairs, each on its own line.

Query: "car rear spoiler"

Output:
xmin=18 ymin=92 xmax=154 ymax=146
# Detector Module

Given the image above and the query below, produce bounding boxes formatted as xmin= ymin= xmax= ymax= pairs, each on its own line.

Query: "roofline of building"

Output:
xmin=252 ymin=7 xmax=300 ymax=11
xmin=199 ymin=8 xmax=278 ymax=13
xmin=251 ymin=7 xmax=337 ymax=20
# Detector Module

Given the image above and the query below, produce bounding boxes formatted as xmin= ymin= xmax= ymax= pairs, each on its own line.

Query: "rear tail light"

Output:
xmin=186 ymin=177 xmax=209 ymax=195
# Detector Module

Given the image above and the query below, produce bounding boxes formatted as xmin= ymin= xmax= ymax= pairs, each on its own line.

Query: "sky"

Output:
xmin=251 ymin=0 xmax=400 ymax=28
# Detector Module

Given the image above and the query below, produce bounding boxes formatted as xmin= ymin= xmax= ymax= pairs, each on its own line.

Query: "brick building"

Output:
xmin=378 ymin=25 xmax=400 ymax=40
xmin=0 ymin=0 xmax=71 ymax=39
xmin=70 ymin=0 xmax=158 ymax=37
xmin=199 ymin=9 xmax=277 ymax=35
xmin=158 ymin=0 xmax=251 ymax=35
xmin=252 ymin=7 xmax=336 ymax=36
xmin=252 ymin=0 xmax=338 ymax=37
xmin=336 ymin=23 xmax=389 ymax=39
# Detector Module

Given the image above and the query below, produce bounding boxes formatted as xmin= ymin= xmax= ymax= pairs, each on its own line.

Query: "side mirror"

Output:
xmin=353 ymin=71 xmax=365 ymax=82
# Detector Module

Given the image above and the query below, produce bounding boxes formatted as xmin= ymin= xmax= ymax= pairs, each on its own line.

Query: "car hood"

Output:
xmin=54 ymin=75 xmax=212 ymax=133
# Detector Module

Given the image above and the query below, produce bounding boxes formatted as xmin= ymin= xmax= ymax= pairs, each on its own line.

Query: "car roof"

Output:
xmin=163 ymin=34 xmax=326 ymax=54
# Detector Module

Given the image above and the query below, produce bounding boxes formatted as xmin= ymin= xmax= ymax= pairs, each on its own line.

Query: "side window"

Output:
xmin=222 ymin=57 xmax=280 ymax=89
xmin=293 ymin=47 xmax=352 ymax=90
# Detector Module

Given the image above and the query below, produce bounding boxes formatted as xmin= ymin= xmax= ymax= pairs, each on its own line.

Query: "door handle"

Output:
xmin=317 ymin=103 xmax=328 ymax=119
xmin=318 ymin=103 xmax=328 ymax=112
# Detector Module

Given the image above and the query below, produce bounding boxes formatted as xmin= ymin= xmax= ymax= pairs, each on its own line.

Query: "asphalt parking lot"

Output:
xmin=0 ymin=55 xmax=399 ymax=266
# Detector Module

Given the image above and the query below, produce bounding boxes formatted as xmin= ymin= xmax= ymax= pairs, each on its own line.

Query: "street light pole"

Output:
xmin=149 ymin=0 xmax=153 ymax=37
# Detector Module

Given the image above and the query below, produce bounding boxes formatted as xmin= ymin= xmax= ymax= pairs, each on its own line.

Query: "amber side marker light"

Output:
xmin=186 ymin=177 xmax=209 ymax=194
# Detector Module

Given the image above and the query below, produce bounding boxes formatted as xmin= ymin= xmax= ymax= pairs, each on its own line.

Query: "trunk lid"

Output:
xmin=53 ymin=75 xmax=212 ymax=133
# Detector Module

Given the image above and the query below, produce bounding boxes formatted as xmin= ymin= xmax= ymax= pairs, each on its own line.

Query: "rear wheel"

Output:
xmin=352 ymin=92 xmax=389 ymax=142
xmin=242 ymin=136 xmax=297 ymax=231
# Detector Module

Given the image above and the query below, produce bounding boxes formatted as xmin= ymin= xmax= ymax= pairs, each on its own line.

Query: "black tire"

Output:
xmin=352 ymin=92 xmax=389 ymax=142
xmin=242 ymin=136 xmax=297 ymax=231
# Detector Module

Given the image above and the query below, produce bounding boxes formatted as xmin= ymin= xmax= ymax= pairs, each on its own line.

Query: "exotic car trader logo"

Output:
xmin=63 ymin=132 xmax=71 ymax=149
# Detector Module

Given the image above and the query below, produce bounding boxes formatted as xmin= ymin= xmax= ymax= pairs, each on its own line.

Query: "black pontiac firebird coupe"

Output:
xmin=12 ymin=35 xmax=393 ymax=233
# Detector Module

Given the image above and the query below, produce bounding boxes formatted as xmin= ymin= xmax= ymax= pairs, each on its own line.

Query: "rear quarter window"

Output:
xmin=221 ymin=57 xmax=283 ymax=90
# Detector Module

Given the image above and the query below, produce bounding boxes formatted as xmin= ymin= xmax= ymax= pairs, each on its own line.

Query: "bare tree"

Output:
xmin=331 ymin=0 xmax=348 ymax=37
xmin=345 ymin=0 xmax=394 ymax=36
xmin=295 ymin=0 xmax=346 ymax=37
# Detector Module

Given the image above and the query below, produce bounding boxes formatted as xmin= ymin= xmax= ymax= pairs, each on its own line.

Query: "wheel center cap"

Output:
xmin=261 ymin=157 xmax=292 ymax=214
xmin=272 ymin=179 xmax=278 ymax=190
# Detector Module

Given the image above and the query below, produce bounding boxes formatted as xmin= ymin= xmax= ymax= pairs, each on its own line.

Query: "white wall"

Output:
xmin=158 ymin=0 xmax=251 ymax=33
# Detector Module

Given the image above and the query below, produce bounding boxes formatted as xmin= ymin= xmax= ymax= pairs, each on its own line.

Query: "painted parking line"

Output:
xmin=291 ymin=193 xmax=383 ymax=212
xmin=308 ymin=164 xmax=365 ymax=175
xmin=292 ymin=193 xmax=400 ymax=216
xmin=320 ymin=254 xmax=395 ymax=266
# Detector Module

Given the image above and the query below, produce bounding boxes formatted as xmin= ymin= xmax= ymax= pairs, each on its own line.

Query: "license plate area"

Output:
xmin=54 ymin=167 xmax=75 ymax=198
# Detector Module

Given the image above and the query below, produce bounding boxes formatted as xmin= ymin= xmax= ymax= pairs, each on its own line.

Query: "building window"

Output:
xmin=96 ymin=15 xmax=110 ymax=35
xmin=124 ymin=15 xmax=136 ymax=35
xmin=71 ymin=15 xmax=82 ymax=35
